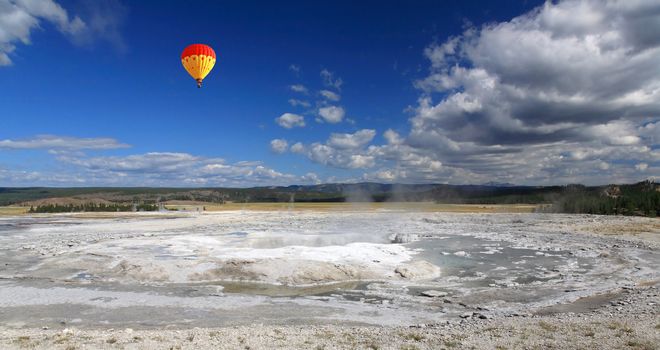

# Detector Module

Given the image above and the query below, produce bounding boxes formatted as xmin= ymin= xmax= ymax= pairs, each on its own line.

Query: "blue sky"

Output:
xmin=1 ymin=0 xmax=658 ymax=186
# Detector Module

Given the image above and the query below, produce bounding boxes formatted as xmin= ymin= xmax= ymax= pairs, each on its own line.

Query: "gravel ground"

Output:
xmin=0 ymin=302 xmax=658 ymax=350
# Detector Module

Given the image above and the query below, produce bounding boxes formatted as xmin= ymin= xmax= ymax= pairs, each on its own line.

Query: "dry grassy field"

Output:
xmin=0 ymin=202 xmax=537 ymax=217
xmin=0 ymin=206 xmax=28 ymax=216
xmin=166 ymin=202 xmax=539 ymax=213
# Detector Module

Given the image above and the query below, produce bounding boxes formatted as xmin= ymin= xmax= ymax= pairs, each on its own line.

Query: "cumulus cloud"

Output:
xmin=317 ymin=106 xmax=345 ymax=123
xmin=275 ymin=113 xmax=305 ymax=129
xmin=290 ymin=142 xmax=305 ymax=154
xmin=383 ymin=129 xmax=404 ymax=145
xmin=327 ymin=129 xmax=375 ymax=149
xmin=300 ymin=172 xmax=321 ymax=184
xmin=400 ymin=0 xmax=660 ymax=184
xmin=319 ymin=90 xmax=340 ymax=101
xmin=413 ymin=0 xmax=660 ymax=146
xmin=284 ymin=130 xmax=378 ymax=169
xmin=289 ymin=84 xmax=308 ymax=94
xmin=0 ymin=0 xmax=126 ymax=65
xmin=270 ymin=138 xmax=288 ymax=153
xmin=283 ymin=0 xmax=659 ymax=185
xmin=0 ymin=135 xmax=130 ymax=150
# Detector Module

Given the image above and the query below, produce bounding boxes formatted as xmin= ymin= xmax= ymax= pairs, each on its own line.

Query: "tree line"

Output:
xmin=28 ymin=203 xmax=159 ymax=213
xmin=549 ymin=182 xmax=659 ymax=217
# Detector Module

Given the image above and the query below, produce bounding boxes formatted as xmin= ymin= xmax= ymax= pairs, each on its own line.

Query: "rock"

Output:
xmin=389 ymin=233 xmax=419 ymax=243
xmin=420 ymin=290 xmax=448 ymax=298
xmin=454 ymin=251 xmax=468 ymax=257
xmin=460 ymin=312 xmax=474 ymax=318
xmin=394 ymin=261 xmax=441 ymax=280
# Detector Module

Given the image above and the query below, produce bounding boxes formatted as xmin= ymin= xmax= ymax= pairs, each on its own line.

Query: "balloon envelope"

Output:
xmin=181 ymin=44 xmax=216 ymax=87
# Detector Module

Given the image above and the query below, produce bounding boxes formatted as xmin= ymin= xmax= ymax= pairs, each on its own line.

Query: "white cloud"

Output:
xmin=285 ymin=130 xmax=378 ymax=169
xmin=320 ymin=69 xmax=343 ymax=90
xmin=0 ymin=0 xmax=126 ymax=65
xmin=379 ymin=0 xmax=660 ymax=185
xmin=275 ymin=113 xmax=305 ymax=129
xmin=290 ymin=142 xmax=305 ymax=154
xmin=283 ymin=1 xmax=660 ymax=185
xmin=43 ymin=151 xmax=318 ymax=187
xmin=383 ymin=129 xmax=403 ymax=145
xmin=301 ymin=172 xmax=321 ymax=184
xmin=304 ymin=143 xmax=376 ymax=169
xmin=289 ymin=64 xmax=300 ymax=74
xmin=320 ymin=90 xmax=340 ymax=101
xmin=0 ymin=135 xmax=130 ymax=150
xmin=0 ymin=0 xmax=84 ymax=65
xmin=288 ymin=98 xmax=310 ymax=108
xmin=289 ymin=84 xmax=308 ymax=94
xmin=317 ymin=106 xmax=345 ymax=123
xmin=61 ymin=152 xmax=203 ymax=173
xmin=327 ymin=129 xmax=375 ymax=149
xmin=270 ymin=138 xmax=288 ymax=153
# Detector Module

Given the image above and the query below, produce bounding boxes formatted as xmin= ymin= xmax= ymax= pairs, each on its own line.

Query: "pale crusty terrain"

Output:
xmin=0 ymin=210 xmax=657 ymax=349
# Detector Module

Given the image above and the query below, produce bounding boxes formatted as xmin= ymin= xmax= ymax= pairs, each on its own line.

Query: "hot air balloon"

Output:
xmin=181 ymin=44 xmax=216 ymax=88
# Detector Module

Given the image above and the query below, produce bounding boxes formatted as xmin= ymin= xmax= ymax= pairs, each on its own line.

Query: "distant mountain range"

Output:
xmin=480 ymin=182 xmax=518 ymax=187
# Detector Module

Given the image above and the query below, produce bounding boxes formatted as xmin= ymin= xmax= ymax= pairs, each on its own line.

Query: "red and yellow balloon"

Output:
xmin=181 ymin=44 xmax=216 ymax=88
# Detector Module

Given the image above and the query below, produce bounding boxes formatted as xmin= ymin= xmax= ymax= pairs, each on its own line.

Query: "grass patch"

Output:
xmin=626 ymin=340 xmax=656 ymax=350
xmin=401 ymin=332 xmax=424 ymax=342
xmin=14 ymin=335 xmax=31 ymax=346
xmin=538 ymin=321 xmax=558 ymax=332
xmin=621 ymin=324 xmax=634 ymax=334
xmin=53 ymin=334 xmax=70 ymax=344
xmin=400 ymin=346 xmax=420 ymax=350
xmin=608 ymin=321 xmax=621 ymax=330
